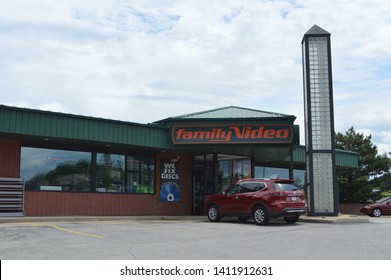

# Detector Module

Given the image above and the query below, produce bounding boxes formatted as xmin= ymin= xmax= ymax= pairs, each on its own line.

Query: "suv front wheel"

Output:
xmin=207 ymin=204 xmax=221 ymax=222
xmin=253 ymin=206 xmax=270 ymax=225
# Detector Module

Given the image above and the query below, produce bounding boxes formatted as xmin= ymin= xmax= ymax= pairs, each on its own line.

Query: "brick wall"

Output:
xmin=0 ymin=138 xmax=20 ymax=178
xmin=24 ymin=153 xmax=193 ymax=216
xmin=339 ymin=203 xmax=363 ymax=215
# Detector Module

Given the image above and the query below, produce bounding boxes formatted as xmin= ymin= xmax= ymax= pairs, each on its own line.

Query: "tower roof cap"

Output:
xmin=305 ymin=24 xmax=330 ymax=35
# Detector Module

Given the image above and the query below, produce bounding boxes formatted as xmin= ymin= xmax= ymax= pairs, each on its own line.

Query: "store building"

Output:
xmin=0 ymin=104 xmax=358 ymax=216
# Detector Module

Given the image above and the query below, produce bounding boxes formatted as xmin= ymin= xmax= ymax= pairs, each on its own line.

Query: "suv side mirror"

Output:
xmin=222 ymin=190 xmax=226 ymax=195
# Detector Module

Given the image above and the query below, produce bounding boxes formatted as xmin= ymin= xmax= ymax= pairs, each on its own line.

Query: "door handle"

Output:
xmin=233 ymin=197 xmax=239 ymax=199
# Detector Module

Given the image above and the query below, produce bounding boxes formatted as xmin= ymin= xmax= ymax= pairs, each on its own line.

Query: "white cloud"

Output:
xmin=378 ymin=130 xmax=391 ymax=155
xmin=354 ymin=128 xmax=391 ymax=156
xmin=38 ymin=101 xmax=71 ymax=113
xmin=1 ymin=0 xmax=391 ymax=154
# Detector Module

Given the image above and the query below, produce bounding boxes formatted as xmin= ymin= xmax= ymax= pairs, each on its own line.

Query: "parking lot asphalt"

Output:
xmin=2 ymin=214 xmax=388 ymax=260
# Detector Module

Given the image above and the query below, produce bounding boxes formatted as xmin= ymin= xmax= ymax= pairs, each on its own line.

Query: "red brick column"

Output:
xmin=0 ymin=138 xmax=21 ymax=178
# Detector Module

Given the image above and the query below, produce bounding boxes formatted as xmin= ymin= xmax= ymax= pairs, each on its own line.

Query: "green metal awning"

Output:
xmin=0 ymin=105 xmax=358 ymax=170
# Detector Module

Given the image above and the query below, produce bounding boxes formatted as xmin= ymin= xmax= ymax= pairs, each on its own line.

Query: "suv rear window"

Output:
xmin=273 ymin=183 xmax=298 ymax=191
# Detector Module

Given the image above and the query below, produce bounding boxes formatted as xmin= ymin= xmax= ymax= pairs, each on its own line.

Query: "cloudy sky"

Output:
xmin=1 ymin=0 xmax=390 ymax=155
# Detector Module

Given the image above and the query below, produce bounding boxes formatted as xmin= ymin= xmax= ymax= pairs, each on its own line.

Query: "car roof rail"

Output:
xmin=240 ymin=178 xmax=270 ymax=181
xmin=239 ymin=178 xmax=294 ymax=182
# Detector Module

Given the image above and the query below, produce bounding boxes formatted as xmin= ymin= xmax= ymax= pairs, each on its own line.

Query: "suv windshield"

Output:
xmin=273 ymin=183 xmax=298 ymax=191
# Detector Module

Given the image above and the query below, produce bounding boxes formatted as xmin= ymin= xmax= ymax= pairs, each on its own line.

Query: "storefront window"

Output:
xmin=126 ymin=156 xmax=155 ymax=194
xmin=96 ymin=153 xmax=125 ymax=193
xmin=254 ymin=166 xmax=305 ymax=188
xmin=21 ymin=147 xmax=91 ymax=192
xmin=255 ymin=166 xmax=289 ymax=179
xmin=217 ymin=155 xmax=251 ymax=194
xmin=21 ymin=147 xmax=156 ymax=194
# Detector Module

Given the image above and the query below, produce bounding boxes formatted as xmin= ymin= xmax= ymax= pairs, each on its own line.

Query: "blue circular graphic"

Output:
xmin=160 ymin=182 xmax=181 ymax=202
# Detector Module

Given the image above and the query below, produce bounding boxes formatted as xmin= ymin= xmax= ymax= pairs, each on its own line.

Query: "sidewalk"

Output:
xmin=0 ymin=214 xmax=370 ymax=224
xmin=0 ymin=215 xmax=205 ymax=224
xmin=299 ymin=214 xmax=370 ymax=223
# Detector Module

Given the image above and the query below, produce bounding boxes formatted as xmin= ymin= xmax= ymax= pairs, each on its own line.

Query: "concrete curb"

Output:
xmin=0 ymin=215 xmax=207 ymax=224
xmin=300 ymin=214 xmax=370 ymax=223
xmin=0 ymin=216 xmax=207 ymax=223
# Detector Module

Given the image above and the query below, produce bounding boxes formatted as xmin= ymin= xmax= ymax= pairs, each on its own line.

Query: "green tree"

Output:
xmin=335 ymin=126 xmax=391 ymax=202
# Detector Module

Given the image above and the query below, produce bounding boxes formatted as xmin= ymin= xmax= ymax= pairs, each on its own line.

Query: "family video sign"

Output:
xmin=160 ymin=159 xmax=181 ymax=202
xmin=172 ymin=124 xmax=293 ymax=144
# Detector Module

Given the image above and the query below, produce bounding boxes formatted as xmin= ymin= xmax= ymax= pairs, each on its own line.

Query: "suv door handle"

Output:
xmin=233 ymin=196 xmax=239 ymax=199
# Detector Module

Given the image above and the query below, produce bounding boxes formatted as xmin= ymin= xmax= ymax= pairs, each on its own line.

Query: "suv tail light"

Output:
xmin=268 ymin=192 xmax=283 ymax=197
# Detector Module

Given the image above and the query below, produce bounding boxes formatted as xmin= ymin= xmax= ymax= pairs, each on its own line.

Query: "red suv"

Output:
xmin=205 ymin=178 xmax=307 ymax=225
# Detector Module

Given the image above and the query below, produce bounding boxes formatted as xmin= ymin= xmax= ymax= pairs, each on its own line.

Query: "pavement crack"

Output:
xmin=128 ymin=243 xmax=137 ymax=260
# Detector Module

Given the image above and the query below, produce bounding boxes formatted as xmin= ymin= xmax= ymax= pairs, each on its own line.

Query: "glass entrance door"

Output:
xmin=192 ymin=154 xmax=252 ymax=215
xmin=193 ymin=154 xmax=214 ymax=215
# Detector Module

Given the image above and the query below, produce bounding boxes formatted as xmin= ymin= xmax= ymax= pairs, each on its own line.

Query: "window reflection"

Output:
xmin=126 ymin=156 xmax=155 ymax=194
xmin=21 ymin=147 xmax=155 ymax=194
xmin=254 ymin=166 xmax=305 ymax=188
xmin=217 ymin=155 xmax=251 ymax=194
xmin=96 ymin=153 xmax=125 ymax=193
xmin=21 ymin=147 xmax=91 ymax=192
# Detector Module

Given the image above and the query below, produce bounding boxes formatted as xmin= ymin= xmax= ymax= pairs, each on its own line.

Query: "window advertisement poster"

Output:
xmin=160 ymin=159 xmax=181 ymax=202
